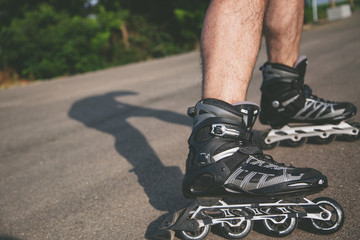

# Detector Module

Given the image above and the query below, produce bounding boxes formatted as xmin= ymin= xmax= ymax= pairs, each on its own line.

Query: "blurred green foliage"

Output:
xmin=0 ymin=0 xmax=209 ymax=80
xmin=1 ymin=4 xmax=107 ymax=79
xmin=0 ymin=0 xmax=358 ymax=80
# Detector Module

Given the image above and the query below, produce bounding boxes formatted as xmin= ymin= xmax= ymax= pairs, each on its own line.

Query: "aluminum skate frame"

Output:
xmin=188 ymin=198 xmax=332 ymax=228
xmin=264 ymin=121 xmax=358 ymax=144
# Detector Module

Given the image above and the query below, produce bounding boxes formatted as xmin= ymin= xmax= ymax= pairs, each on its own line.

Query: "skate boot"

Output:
xmin=182 ymin=99 xmax=326 ymax=198
xmin=154 ymin=99 xmax=344 ymax=240
xmin=259 ymin=56 xmax=359 ymax=149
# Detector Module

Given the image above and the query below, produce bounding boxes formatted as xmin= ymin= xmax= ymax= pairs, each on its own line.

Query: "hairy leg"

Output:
xmin=201 ymin=0 xmax=267 ymax=104
xmin=264 ymin=0 xmax=304 ymax=67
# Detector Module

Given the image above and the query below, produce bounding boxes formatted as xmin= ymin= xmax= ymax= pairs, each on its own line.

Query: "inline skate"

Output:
xmin=154 ymin=99 xmax=344 ymax=240
xmin=259 ymin=56 xmax=359 ymax=150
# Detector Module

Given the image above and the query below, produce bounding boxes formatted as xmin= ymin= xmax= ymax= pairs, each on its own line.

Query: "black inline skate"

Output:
xmin=154 ymin=99 xmax=344 ymax=240
xmin=259 ymin=56 xmax=359 ymax=149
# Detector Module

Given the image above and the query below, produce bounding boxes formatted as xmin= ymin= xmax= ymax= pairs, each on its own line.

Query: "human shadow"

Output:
xmin=68 ymin=91 xmax=193 ymax=238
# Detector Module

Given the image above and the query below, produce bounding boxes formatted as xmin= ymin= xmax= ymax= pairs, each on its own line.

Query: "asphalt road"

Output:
xmin=1 ymin=11 xmax=359 ymax=240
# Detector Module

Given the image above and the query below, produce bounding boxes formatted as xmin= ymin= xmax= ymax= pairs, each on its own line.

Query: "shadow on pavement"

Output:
xmin=68 ymin=91 xmax=192 ymax=239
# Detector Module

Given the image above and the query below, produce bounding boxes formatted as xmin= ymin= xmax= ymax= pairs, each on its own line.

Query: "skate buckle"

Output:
xmin=211 ymin=124 xmax=239 ymax=138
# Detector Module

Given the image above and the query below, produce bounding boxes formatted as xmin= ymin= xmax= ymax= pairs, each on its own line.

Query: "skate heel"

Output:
xmin=153 ymin=211 xmax=181 ymax=240
xmin=154 ymin=205 xmax=199 ymax=240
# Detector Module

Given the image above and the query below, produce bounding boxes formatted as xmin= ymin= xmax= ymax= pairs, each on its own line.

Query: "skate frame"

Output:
xmin=264 ymin=121 xmax=358 ymax=144
xmin=189 ymin=198 xmax=332 ymax=228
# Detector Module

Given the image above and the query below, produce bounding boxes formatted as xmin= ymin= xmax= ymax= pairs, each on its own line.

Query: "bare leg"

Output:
xmin=264 ymin=0 xmax=304 ymax=67
xmin=201 ymin=0 xmax=267 ymax=104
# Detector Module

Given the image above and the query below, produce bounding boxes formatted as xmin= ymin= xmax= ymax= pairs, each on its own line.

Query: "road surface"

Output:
xmin=1 ymin=11 xmax=359 ymax=240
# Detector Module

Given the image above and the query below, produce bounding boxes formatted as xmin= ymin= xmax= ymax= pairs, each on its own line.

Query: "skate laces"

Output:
xmin=303 ymin=85 xmax=334 ymax=104
xmin=254 ymin=153 xmax=287 ymax=167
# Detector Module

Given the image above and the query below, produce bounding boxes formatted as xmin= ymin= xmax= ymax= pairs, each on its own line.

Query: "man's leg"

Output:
xmin=201 ymin=0 xmax=267 ymax=104
xmin=264 ymin=0 xmax=304 ymax=67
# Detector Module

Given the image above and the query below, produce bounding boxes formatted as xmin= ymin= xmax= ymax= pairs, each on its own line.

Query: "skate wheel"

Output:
xmin=311 ymin=134 xmax=336 ymax=145
xmin=259 ymin=130 xmax=278 ymax=150
xmin=283 ymin=137 xmax=307 ymax=148
xmin=342 ymin=122 xmax=360 ymax=142
xmin=310 ymin=197 xmax=344 ymax=234
xmin=218 ymin=219 xmax=253 ymax=239
xmin=263 ymin=208 xmax=298 ymax=237
xmin=179 ymin=225 xmax=211 ymax=240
